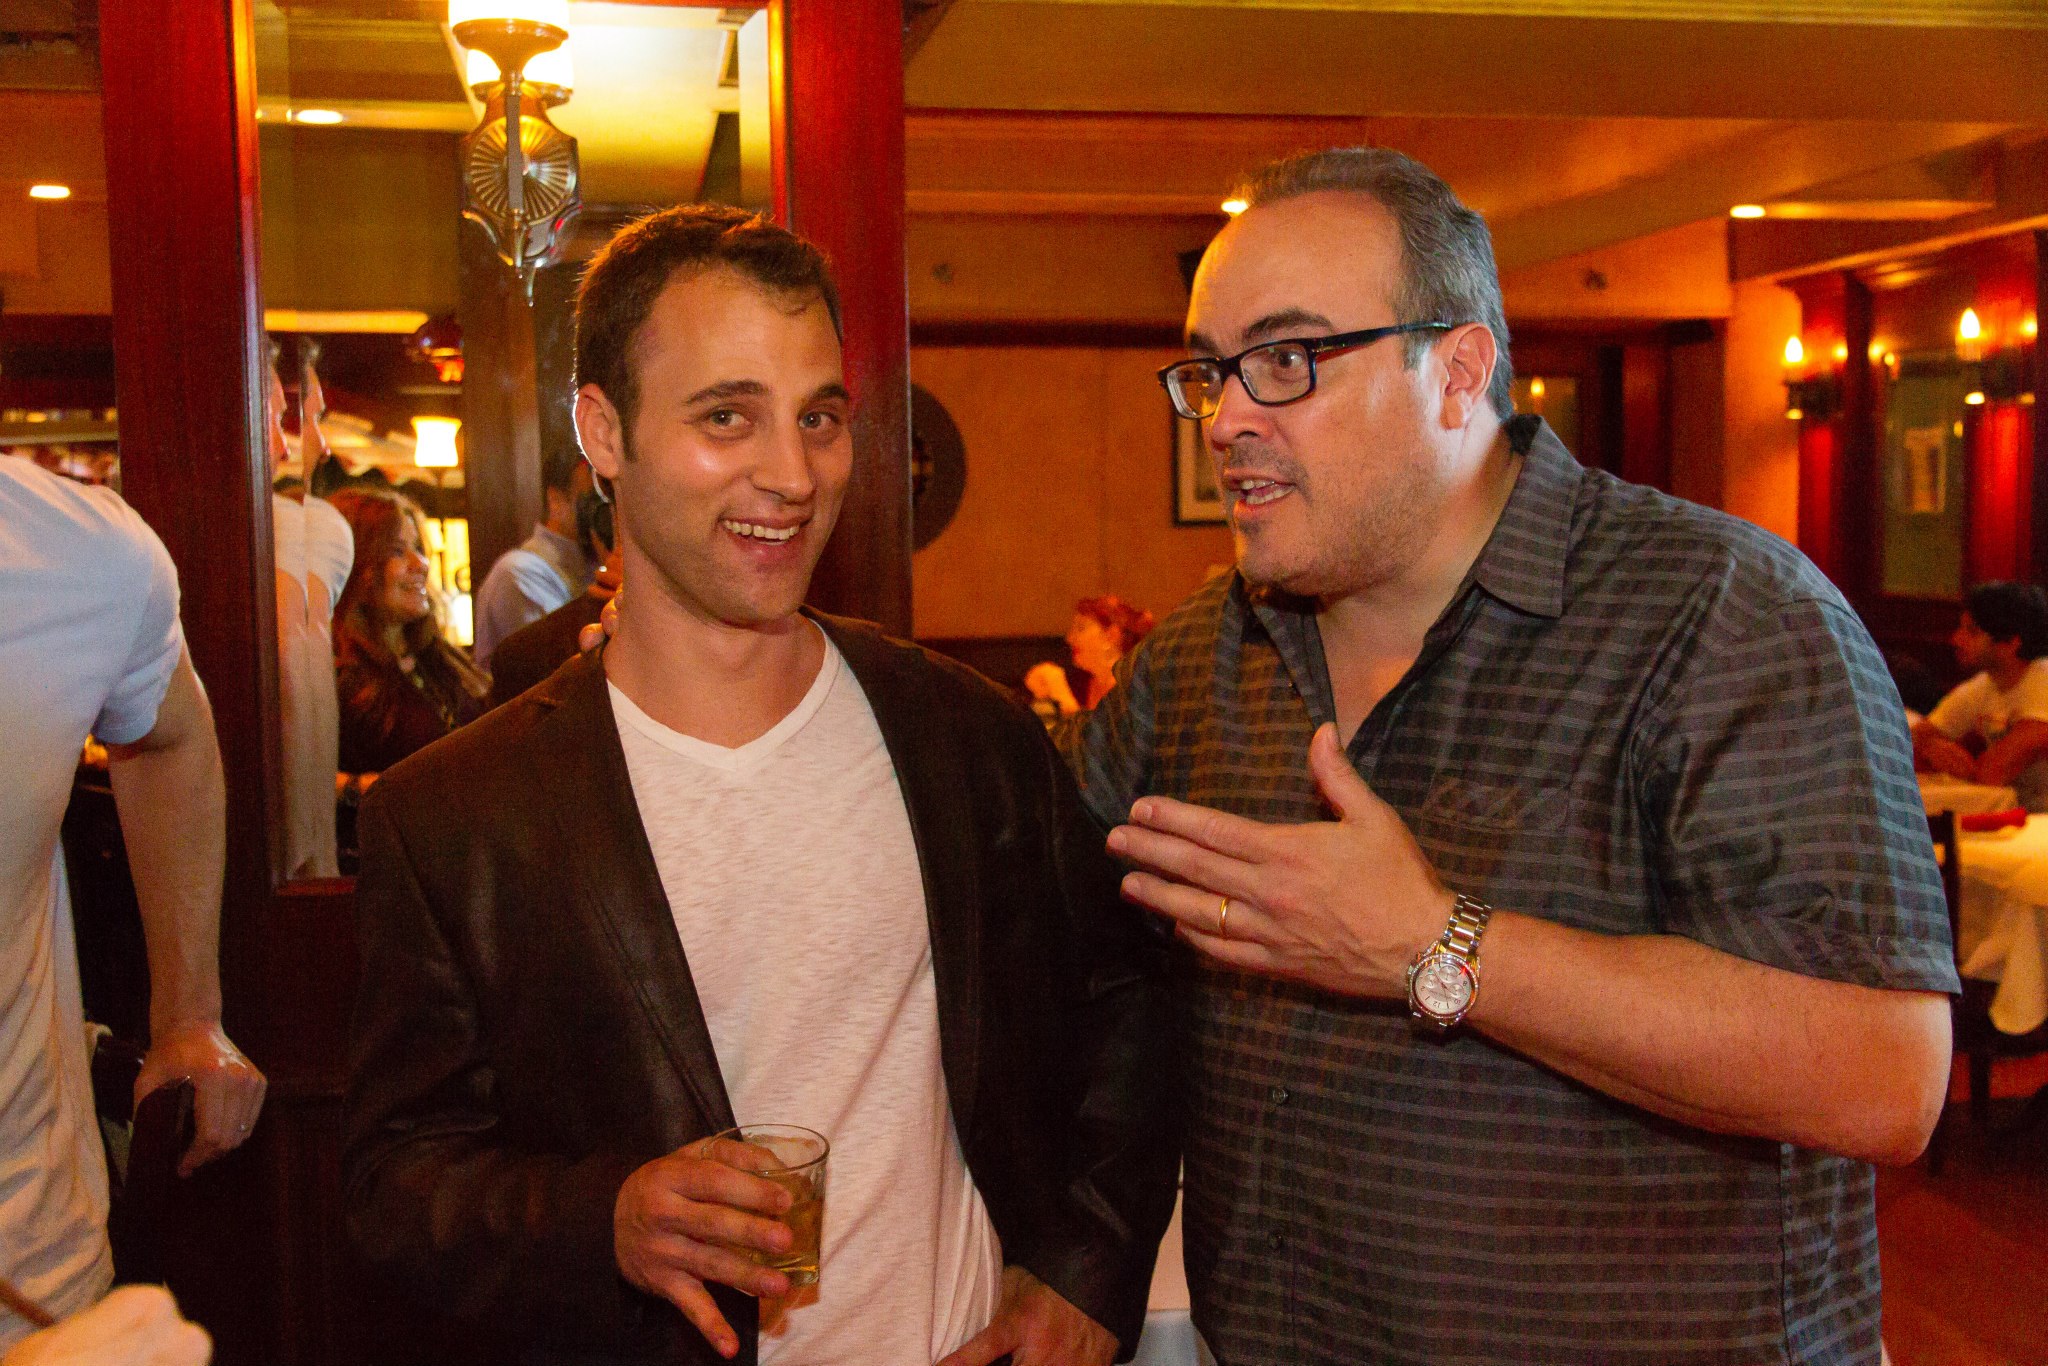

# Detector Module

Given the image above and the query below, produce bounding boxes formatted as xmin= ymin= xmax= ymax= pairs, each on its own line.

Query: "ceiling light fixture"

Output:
xmin=1729 ymin=204 xmax=1766 ymax=220
xmin=1220 ymin=198 xmax=1249 ymax=216
xmin=28 ymin=184 xmax=71 ymax=200
xmin=294 ymin=108 xmax=345 ymax=125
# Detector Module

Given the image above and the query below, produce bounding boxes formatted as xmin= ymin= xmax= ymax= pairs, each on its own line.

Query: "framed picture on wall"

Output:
xmin=1173 ymin=413 xmax=1226 ymax=524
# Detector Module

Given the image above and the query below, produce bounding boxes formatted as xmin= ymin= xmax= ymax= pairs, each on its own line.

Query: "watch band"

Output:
xmin=1438 ymin=893 xmax=1492 ymax=964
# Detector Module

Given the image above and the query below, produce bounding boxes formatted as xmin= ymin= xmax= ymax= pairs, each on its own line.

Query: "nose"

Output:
xmin=1206 ymin=370 xmax=1273 ymax=454
xmin=754 ymin=416 xmax=819 ymax=504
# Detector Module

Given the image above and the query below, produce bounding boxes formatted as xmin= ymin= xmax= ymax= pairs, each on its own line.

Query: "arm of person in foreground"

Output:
xmin=104 ymin=647 xmax=265 ymax=1175
xmin=1112 ymin=728 xmax=1951 ymax=1165
xmin=941 ymin=722 xmax=1181 ymax=1366
xmin=1 ymin=1287 xmax=210 ymax=1366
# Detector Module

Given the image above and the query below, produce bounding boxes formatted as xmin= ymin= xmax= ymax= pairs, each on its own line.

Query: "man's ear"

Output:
xmin=1436 ymin=323 xmax=1498 ymax=430
xmin=575 ymin=383 xmax=626 ymax=486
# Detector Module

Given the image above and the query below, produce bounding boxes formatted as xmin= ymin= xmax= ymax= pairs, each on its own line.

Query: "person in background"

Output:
xmin=469 ymin=445 xmax=595 ymax=670
xmin=1 ymin=1285 xmax=209 ymax=1366
xmin=1912 ymin=580 xmax=2048 ymax=808
xmin=2 ymin=457 xmax=264 ymax=1352
xmin=1024 ymin=595 xmax=1156 ymax=718
xmin=486 ymin=487 xmax=618 ymax=709
xmin=328 ymin=487 xmax=488 ymax=779
xmin=267 ymin=339 xmax=354 ymax=878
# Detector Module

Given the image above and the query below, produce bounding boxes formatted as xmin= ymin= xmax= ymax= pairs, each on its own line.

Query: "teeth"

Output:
xmin=1233 ymin=481 xmax=1290 ymax=507
xmin=721 ymin=519 xmax=799 ymax=542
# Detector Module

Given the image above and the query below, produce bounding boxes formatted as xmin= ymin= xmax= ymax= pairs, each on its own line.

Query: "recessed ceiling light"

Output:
xmin=28 ymin=184 xmax=71 ymax=200
xmin=294 ymin=108 xmax=344 ymax=125
xmin=1220 ymin=198 xmax=1249 ymax=216
xmin=1729 ymin=204 xmax=1766 ymax=219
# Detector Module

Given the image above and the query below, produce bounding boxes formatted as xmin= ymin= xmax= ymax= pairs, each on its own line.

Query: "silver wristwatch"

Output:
xmin=1406 ymin=893 xmax=1492 ymax=1030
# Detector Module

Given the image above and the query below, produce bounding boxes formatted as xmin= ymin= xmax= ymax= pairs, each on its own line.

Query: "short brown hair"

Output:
xmin=1233 ymin=147 xmax=1515 ymax=420
xmin=574 ymin=204 xmax=842 ymax=439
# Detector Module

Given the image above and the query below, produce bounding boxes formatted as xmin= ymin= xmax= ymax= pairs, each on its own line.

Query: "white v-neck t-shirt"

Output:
xmin=609 ymin=636 xmax=1001 ymax=1363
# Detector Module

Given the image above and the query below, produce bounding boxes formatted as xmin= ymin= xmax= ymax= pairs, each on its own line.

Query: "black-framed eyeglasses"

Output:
xmin=1156 ymin=321 xmax=1458 ymax=421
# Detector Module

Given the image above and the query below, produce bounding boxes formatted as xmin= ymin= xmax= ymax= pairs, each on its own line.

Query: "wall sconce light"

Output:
xmin=1956 ymin=304 xmax=2034 ymax=405
xmin=1956 ymin=307 xmax=1984 ymax=361
xmin=413 ymin=415 xmax=462 ymax=469
xmin=449 ymin=1 xmax=581 ymax=298
xmin=1780 ymin=334 xmax=1840 ymax=422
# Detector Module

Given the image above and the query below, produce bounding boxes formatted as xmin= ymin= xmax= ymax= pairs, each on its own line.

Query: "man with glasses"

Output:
xmin=1061 ymin=147 xmax=1957 ymax=1364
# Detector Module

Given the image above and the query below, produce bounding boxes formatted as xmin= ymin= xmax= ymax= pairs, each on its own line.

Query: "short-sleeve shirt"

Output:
xmin=1926 ymin=663 xmax=2048 ymax=745
xmin=0 ymin=457 xmax=184 ymax=1347
xmin=1060 ymin=417 xmax=1956 ymax=1366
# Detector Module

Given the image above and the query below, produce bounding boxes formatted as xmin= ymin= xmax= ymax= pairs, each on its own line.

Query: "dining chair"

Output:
xmin=1927 ymin=809 xmax=2048 ymax=1172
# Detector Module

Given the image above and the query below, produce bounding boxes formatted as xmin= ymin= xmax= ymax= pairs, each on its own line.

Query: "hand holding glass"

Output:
xmin=709 ymin=1124 xmax=829 ymax=1288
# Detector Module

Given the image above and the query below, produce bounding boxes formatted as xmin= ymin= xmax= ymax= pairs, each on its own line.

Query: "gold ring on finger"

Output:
xmin=1218 ymin=896 xmax=1232 ymax=938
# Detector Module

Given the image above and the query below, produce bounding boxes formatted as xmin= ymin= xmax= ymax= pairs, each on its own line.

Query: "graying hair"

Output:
xmin=1232 ymin=147 xmax=1514 ymax=420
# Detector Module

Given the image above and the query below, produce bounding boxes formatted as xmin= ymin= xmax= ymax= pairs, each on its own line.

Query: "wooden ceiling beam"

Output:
xmin=1488 ymin=121 xmax=2011 ymax=271
xmin=907 ymin=2 xmax=2048 ymax=123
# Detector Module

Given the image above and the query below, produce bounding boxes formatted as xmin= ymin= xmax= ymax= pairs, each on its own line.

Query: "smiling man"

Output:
xmin=1061 ymin=148 xmax=1958 ymax=1364
xmin=343 ymin=207 xmax=1176 ymax=1366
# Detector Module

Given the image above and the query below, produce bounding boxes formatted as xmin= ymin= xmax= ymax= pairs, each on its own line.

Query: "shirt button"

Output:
xmin=1268 ymin=1231 xmax=1285 ymax=1251
xmin=1269 ymin=1085 xmax=1290 ymax=1106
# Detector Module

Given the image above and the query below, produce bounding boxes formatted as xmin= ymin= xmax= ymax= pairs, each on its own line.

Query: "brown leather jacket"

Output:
xmin=343 ymin=614 xmax=1180 ymax=1364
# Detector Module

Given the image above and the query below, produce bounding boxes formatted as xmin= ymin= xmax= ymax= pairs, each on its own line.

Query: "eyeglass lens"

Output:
xmin=1168 ymin=340 xmax=1318 ymax=419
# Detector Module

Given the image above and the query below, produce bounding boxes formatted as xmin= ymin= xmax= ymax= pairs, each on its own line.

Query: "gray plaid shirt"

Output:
xmin=1061 ymin=416 xmax=1956 ymax=1366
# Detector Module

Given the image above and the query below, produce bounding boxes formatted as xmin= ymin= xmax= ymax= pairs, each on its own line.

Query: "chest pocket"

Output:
xmin=1407 ymin=775 xmax=1581 ymax=911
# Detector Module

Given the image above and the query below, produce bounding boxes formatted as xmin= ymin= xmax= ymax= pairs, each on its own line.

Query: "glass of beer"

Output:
xmin=711 ymin=1124 xmax=829 ymax=1288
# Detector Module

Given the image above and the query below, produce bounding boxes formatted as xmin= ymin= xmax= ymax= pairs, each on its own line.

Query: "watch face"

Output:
xmin=1413 ymin=954 xmax=1475 ymax=1019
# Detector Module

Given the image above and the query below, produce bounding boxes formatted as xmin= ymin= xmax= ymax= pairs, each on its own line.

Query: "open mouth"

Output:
xmin=1226 ymin=475 xmax=1294 ymax=508
xmin=720 ymin=517 xmax=802 ymax=544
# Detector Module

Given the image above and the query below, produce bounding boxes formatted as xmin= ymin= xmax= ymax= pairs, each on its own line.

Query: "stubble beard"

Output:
xmin=1231 ymin=440 xmax=1440 ymax=603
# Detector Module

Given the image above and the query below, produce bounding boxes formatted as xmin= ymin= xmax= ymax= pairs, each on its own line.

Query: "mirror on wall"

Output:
xmin=254 ymin=0 xmax=770 ymax=876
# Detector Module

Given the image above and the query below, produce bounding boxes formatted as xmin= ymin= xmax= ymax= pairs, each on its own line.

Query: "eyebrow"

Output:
xmin=807 ymin=382 xmax=852 ymax=405
xmin=681 ymin=378 xmax=769 ymax=405
xmin=1185 ymin=307 xmax=1337 ymax=357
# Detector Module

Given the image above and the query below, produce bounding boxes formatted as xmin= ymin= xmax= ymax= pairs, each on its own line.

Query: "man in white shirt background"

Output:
xmin=1 ymin=456 xmax=265 ymax=1350
xmin=469 ymin=445 xmax=594 ymax=671
xmin=1913 ymin=580 xmax=2048 ymax=809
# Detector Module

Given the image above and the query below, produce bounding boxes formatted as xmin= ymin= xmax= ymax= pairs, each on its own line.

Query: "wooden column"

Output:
xmin=771 ymin=0 xmax=913 ymax=635
xmin=100 ymin=2 xmax=283 ymax=1361
xmin=2033 ymin=231 xmax=2048 ymax=586
xmin=458 ymin=222 xmax=547 ymax=597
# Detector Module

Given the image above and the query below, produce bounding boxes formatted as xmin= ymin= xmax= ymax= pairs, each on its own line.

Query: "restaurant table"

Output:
xmin=1955 ymin=815 xmax=2048 ymax=1036
xmin=1920 ymin=773 xmax=2022 ymax=816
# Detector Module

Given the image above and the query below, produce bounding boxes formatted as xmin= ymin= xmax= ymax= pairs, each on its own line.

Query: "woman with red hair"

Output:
xmin=1025 ymin=594 xmax=1156 ymax=718
xmin=328 ymin=487 xmax=488 ymax=777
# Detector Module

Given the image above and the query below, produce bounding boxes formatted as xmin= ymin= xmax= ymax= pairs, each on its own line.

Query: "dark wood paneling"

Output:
xmin=100 ymin=3 xmax=283 ymax=1361
xmin=774 ymin=0 xmax=912 ymax=634
xmin=458 ymin=221 xmax=548 ymax=593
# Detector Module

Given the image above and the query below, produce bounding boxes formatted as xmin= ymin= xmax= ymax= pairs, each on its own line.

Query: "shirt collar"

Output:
xmin=1466 ymin=413 xmax=1579 ymax=621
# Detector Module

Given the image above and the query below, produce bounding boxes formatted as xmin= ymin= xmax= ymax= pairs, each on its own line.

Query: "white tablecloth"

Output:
xmin=1955 ymin=817 xmax=2048 ymax=1035
xmin=1920 ymin=774 xmax=2021 ymax=816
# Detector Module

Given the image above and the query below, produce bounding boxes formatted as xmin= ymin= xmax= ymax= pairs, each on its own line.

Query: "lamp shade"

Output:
xmin=413 ymin=415 xmax=461 ymax=469
xmin=466 ymin=43 xmax=573 ymax=94
xmin=449 ymin=0 xmax=570 ymax=30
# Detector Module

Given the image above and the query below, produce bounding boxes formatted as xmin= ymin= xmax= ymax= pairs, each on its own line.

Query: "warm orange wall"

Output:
xmin=911 ymin=344 xmax=1235 ymax=638
xmin=1720 ymin=278 xmax=1803 ymax=543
